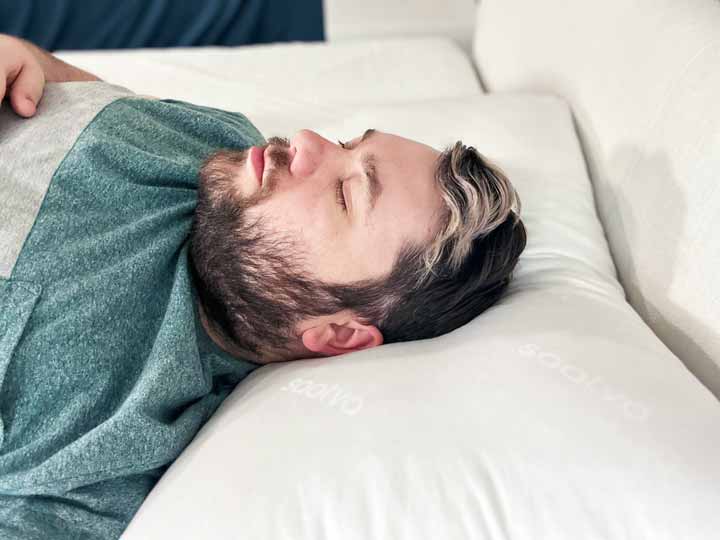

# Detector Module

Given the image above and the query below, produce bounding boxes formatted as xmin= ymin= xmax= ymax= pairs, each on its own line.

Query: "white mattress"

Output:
xmin=55 ymin=37 xmax=481 ymax=137
xmin=54 ymin=40 xmax=720 ymax=540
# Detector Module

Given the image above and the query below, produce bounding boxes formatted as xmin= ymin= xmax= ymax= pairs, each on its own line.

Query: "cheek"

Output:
xmin=243 ymin=193 xmax=343 ymax=263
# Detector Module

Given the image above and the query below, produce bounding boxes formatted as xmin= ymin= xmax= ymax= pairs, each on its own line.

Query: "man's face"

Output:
xmin=228 ymin=129 xmax=444 ymax=284
xmin=194 ymin=129 xmax=445 ymax=363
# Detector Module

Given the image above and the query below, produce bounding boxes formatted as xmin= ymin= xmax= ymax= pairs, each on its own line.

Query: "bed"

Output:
xmin=11 ymin=0 xmax=720 ymax=537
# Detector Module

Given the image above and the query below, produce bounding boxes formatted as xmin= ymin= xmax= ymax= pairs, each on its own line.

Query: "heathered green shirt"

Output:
xmin=0 ymin=83 xmax=264 ymax=539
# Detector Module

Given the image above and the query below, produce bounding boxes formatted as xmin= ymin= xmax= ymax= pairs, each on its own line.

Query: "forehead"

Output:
xmin=360 ymin=130 xmax=438 ymax=156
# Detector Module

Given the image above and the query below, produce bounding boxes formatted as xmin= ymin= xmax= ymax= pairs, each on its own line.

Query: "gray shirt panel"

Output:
xmin=0 ymin=82 xmax=135 ymax=278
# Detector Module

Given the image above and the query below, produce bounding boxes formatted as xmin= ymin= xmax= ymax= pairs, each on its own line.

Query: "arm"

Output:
xmin=20 ymin=37 xmax=102 ymax=83
xmin=0 ymin=34 xmax=101 ymax=118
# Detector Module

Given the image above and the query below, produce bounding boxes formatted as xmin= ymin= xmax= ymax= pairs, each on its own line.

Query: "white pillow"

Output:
xmin=123 ymin=95 xmax=720 ymax=539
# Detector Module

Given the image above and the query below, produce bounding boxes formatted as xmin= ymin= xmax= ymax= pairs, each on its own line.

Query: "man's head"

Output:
xmin=189 ymin=129 xmax=526 ymax=364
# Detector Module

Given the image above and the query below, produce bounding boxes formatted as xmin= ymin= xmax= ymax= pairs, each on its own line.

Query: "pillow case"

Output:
xmin=122 ymin=95 xmax=720 ymax=540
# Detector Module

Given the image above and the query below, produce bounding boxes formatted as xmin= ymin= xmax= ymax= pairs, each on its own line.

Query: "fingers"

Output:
xmin=0 ymin=74 xmax=6 ymax=109
xmin=8 ymin=61 xmax=45 ymax=118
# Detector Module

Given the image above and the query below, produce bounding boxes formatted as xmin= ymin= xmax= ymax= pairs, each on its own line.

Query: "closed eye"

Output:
xmin=335 ymin=178 xmax=347 ymax=212
xmin=337 ymin=129 xmax=380 ymax=220
xmin=336 ymin=140 xmax=353 ymax=213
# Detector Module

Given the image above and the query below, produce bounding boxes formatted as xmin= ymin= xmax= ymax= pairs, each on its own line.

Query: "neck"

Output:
xmin=197 ymin=301 xmax=268 ymax=364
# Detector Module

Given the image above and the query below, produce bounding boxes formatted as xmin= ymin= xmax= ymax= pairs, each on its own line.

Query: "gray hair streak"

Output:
xmin=420 ymin=142 xmax=522 ymax=283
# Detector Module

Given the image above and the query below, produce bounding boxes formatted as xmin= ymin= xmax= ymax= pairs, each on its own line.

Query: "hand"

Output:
xmin=0 ymin=34 xmax=46 ymax=118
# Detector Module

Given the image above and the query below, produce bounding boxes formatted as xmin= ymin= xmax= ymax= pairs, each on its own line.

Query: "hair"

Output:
xmin=189 ymin=141 xmax=526 ymax=360
xmin=326 ymin=141 xmax=526 ymax=344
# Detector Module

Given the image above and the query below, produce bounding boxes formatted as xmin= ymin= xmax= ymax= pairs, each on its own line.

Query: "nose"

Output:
xmin=289 ymin=129 xmax=336 ymax=178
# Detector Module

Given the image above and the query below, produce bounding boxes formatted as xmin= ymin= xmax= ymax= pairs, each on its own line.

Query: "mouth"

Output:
xmin=250 ymin=145 xmax=265 ymax=186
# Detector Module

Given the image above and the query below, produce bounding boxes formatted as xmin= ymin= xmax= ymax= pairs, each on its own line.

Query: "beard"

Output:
xmin=188 ymin=136 xmax=345 ymax=362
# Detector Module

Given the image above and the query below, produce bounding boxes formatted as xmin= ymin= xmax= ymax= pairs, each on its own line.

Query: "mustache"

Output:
xmin=265 ymin=136 xmax=291 ymax=169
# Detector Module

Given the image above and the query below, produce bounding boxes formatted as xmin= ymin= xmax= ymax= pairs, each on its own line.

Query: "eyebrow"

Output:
xmin=356 ymin=129 xmax=382 ymax=219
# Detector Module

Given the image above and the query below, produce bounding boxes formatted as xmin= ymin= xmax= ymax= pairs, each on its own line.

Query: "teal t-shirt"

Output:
xmin=0 ymin=91 xmax=264 ymax=538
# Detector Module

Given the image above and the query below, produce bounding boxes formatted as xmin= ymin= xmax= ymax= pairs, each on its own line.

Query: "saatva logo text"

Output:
xmin=281 ymin=378 xmax=364 ymax=416
xmin=519 ymin=343 xmax=650 ymax=421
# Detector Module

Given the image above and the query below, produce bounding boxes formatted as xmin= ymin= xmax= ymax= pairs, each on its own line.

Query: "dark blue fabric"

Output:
xmin=0 ymin=0 xmax=323 ymax=50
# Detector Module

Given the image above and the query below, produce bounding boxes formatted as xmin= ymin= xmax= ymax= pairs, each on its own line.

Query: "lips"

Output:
xmin=250 ymin=145 xmax=265 ymax=186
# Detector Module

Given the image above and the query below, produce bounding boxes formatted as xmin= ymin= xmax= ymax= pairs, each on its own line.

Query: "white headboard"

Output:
xmin=473 ymin=0 xmax=720 ymax=398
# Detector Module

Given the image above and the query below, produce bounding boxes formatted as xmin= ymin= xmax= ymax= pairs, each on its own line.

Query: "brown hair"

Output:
xmin=326 ymin=142 xmax=526 ymax=343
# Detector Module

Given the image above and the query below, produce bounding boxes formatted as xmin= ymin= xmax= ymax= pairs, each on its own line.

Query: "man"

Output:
xmin=0 ymin=35 xmax=526 ymax=538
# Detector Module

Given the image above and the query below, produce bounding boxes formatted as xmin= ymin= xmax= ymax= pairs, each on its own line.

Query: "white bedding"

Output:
xmin=53 ymin=40 xmax=720 ymax=540
xmin=474 ymin=0 xmax=720 ymax=398
xmin=125 ymin=92 xmax=720 ymax=539
xmin=56 ymin=37 xmax=481 ymax=137
xmin=323 ymin=0 xmax=476 ymax=53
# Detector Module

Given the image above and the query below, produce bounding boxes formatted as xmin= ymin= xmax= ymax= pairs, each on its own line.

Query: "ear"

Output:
xmin=301 ymin=318 xmax=383 ymax=357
